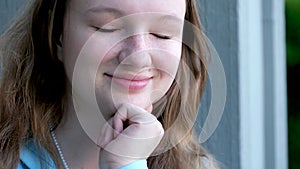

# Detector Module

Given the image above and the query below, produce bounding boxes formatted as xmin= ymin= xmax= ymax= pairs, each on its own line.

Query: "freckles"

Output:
xmin=91 ymin=34 xmax=129 ymax=63
xmin=157 ymin=41 xmax=182 ymax=59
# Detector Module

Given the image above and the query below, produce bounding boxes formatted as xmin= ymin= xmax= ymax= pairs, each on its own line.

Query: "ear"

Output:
xmin=56 ymin=36 xmax=63 ymax=62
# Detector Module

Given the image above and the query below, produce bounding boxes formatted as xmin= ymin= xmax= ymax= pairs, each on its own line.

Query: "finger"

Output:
xmin=102 ymin=103 xmax=164 ymax=158
xmin=145 ymin=104 xmax=153 ymax=112
xmin=97 ymin=118 xmax=114 ymax=147
xmin=117 ymin=103 xmax=157 ymax=125
xmin=103 ymin=124 xmax=164 ymax=159
xmin=113 ymin=113 xmax=124 ymax=138
xmin=97 ymin=103 xmax=153 ymax=147
xmin=112 ymin=103 xmax=153 ymax=138
xmin=116 ymin=103 xmax=163 ymax=138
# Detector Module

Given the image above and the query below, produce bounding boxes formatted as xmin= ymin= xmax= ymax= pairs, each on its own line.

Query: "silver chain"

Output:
xmin=50 ymin=131 xmax=71 ymax=169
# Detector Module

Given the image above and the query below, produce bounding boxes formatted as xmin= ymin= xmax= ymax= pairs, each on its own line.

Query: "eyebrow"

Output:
xmin=86 ymin=6 xmax=183 ymax=24
xmin=157 ymin=14 xmax=183 ymax=25
xmin=86 ymin=6 xmax=123 ymax=16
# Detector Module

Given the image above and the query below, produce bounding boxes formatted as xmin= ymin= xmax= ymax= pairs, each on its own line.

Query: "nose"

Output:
xmin=118 ymin=34 xmax=152 ymax=68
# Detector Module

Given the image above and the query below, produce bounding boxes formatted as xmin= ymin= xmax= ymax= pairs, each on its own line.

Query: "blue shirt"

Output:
xmin=18 ymin=140 xmax=147 ymax=169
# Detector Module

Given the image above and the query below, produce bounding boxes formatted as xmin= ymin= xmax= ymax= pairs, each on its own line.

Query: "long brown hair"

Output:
xmin=0 ymin=0 xmax=218 ymax=168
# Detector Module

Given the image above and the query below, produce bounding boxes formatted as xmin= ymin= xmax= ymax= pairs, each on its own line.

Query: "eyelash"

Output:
xmin=151 ymin=33 xmax=172 ymax=40
xmin=94 ymin=27 xmax=172 ymax=39
xmin=94 ymin=26 xmax=119 ymax=33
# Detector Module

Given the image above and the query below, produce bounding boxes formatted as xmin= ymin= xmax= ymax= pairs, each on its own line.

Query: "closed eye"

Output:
xmin=94 ymin=27 xmax=119 ymax=33
xmin=151 ymin=33 xmax=172 ymax=40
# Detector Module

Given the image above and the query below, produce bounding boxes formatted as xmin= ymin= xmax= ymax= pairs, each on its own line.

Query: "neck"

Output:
xmin=54 ymin=94 xmax=100 ymax=169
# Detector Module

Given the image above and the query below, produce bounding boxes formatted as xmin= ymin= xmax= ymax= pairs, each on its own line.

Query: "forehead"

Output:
xmin=68 ymin=0 xmax=186 ymax=18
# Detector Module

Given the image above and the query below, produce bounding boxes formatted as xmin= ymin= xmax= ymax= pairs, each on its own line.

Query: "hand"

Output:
xmin=98 ymin=103 xmax=164 ymax=169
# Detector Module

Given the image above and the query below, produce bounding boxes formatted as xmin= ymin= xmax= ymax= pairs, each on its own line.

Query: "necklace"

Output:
xmin=50 ymin=131 xmax=70 ymax=169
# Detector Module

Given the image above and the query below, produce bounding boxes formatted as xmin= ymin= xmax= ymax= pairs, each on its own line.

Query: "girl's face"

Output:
xmin=60 ymin=0 xmax=186 ymax=118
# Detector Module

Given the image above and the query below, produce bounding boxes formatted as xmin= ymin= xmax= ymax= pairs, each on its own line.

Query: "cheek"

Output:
xmin=62 ymin=30 xmax=115 ymax=82
xmin=62 ymin=27 xmax=91 ymax=81
xmin=148 ymin=41 xmax=182 ymax=102
xmin=153 ymin=40 xmax=182 ymax=77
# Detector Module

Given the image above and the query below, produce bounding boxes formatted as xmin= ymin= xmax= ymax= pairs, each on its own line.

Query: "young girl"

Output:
xmin=0 ymin=0 xmax=219 ymax=168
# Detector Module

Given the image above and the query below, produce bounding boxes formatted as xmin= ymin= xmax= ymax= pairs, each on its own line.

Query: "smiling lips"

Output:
xmin=104 ymin=73 xmax=152 ymax=90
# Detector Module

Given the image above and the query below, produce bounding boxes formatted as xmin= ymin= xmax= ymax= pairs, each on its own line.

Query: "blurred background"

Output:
xmin=286 ymin=0 xmax=300 ymax=168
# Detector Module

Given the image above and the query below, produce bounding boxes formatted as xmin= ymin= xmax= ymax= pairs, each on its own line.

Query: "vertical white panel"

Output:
xmin=239 ymin=0 xmax=265 ymax=169
xmin=273 ymin=0 xmax=288 ymax=168
xmin=263 ymin=0 xmax=287 ymax=168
